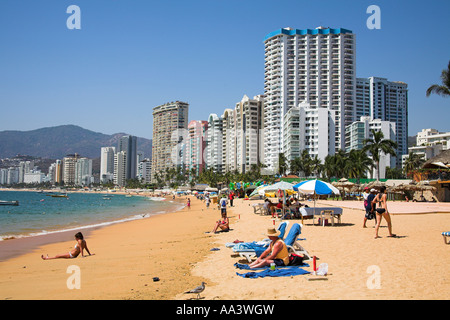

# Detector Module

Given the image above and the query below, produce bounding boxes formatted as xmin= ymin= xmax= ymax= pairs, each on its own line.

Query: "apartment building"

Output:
xmin=220 ymin=95 xmax=264 ymax=174
xmin=151 ymin=101 xmax=189 ymax=182
xmin=416 ymin=128 xmax=450 ymax=150
xmin=264 ymin=26 xmax=356 ymax=171
xmin=100 ymin=147 xmax=116 ymax=183
xmin=205 ymin=113 xmax=223 ymax=173
xmin=283 ymin=102 xmax=336 ymax=165
xmin=345 ymin=116 xmax=396 ymax=179
xmin=355 ymin=77 xmax=408 ymax=167
xmin=185 ymin=120 xmax=208 ymax=175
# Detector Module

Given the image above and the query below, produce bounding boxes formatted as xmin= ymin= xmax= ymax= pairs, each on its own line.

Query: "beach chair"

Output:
xmin=284 ymin=223 xmax=312 ymax=261
xmin=319 ymin=210 xmax=335 ymax=226
xmin=233 ymin=221 xmax=290 ymax=262
xmin=442 ymin=232 xmax=450 ymax=245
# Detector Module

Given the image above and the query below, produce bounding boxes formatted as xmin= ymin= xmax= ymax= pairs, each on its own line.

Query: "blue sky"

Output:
xmin=0 ymin=0 xmax=449 ymax=140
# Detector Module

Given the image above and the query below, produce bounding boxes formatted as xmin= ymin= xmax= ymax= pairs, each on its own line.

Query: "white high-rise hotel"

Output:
xmin=263 ymin=26 xmax=356 ymax=171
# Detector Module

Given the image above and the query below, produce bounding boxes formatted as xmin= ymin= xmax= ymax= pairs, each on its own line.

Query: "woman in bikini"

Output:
xmin=372 ymin=186 xmax=396 ymax=239
xmin=41 ymin=232 xmax=92 ymax=260
xmin=212 ymin=211 xmax=230 ymax=233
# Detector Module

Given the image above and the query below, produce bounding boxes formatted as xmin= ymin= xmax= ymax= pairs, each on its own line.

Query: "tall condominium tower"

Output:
xmin=117 ymin=135 xmax=137 ymax=180
xmin=185 ymin=120 xmax=208 ymax=175
xmin=100 ymin=147 xmax=116 ymax=183
xmin=221 ymin=95 xmax=264 ymax=174
xmin=355 ymin=77 xmax=408 ymax=167
xmin=151 ymin=101 xmax=189 ymax=182
xmin=205 ymin=113 xmax=223 ymax=173
xmin=264 ymin=26 xmax=356 ymax=171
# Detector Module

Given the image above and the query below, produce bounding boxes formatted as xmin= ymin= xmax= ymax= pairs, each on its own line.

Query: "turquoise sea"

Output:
xmin=0 ymin=191 xmax=183 ymax=241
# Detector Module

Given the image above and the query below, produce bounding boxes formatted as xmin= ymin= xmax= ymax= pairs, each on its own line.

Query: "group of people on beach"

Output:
xmin=363 ymin=186 xmax=396 ymax=239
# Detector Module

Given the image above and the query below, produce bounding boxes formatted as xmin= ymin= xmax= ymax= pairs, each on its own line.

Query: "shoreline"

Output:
xmin=1 ymin=196 xmax=449 ymax=300
xmin=0 ymin=195 xmax=221 ymax=300
xmin=0 ymin=193 xmax=185 ymax=262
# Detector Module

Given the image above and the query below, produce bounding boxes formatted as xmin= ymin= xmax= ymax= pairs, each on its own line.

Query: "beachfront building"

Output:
xmin=416 ymin=128 xmax=450 ymax=150
xmin=62 ymin=154 xmax=79 ymax=185
xmin=137 ymin=158 xmax=152 ymax=184
xmin=18 ymin=161 xmax=34 ymax=184
xmin=356 ymin=77 xmax=408 ymax=167
xmin=221 ymin=95 xmax=264 ymax=174
xmin=23 ymin=170 xmax=46 ymax=184
xmin=100 ymin=147 xmax=116 ymax=184
xmin=0 ymin=169 xmax=7 ymax=185
xmin=222 ymin=108 xmax=237 ymax=173
xmin=151 ymin=101 xmax=189 ymax=183
xmin=205 ymin=113 xmax=223 ymax=173
xmin=185 ymin=120 xmax=208 ymax=175
xmin=345 ymin=116 xmax=396 ymax=179
xmin=114 ymin=151 xmax=127 ymax=187
xmin=75 ymin=157 xmax=93 ymax=186
xmin=283 ymin=102 xmax=336 ymax=165
xmin=117 ymin=135 xmax=137 ymax=181
xmin=264 ymin=26 xmax=356 ymax=172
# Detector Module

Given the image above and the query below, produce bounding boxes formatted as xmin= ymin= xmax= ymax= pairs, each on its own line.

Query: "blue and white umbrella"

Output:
xmin=293 ymin=180 xmax=340 ymax=218
xmin=293 ymin=180 xmax=340 ymax=195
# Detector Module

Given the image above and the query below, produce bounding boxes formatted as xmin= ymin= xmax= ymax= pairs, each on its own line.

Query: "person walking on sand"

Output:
xmin=219 ymin=196 xmax=227 ymax=215
xmin=363 ymin=189 xmax=377 ymax=228
xmin=187 ymin=198 xmax=191 ymax=209
xmin=372 ymin=186 xmax=396 ymax=239
xmin=41 ymin=232 xmax=92 ymax=260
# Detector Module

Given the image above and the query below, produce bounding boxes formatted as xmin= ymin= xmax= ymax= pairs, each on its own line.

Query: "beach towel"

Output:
xmin=236 ymin=267 xmax=310 ymax=278
xmin=232 ymin=241 xmax=269 ymax=257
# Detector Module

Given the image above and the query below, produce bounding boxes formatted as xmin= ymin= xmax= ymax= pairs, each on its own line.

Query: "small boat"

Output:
xmin=0 ymin=200 xmax=19 ymax=206
xmin=51 ymin=194 xmax=68 ymax=198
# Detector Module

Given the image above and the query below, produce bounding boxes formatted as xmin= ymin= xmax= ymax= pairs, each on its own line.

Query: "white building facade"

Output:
xmin=264 ymin=26 xmax=356 ymax=171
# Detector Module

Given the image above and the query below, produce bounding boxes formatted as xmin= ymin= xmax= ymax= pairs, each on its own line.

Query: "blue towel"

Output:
xmin=236 ymin=267 xmax=310 ymax=278
xmin=233 ymin=242 xmax=268 ymax=257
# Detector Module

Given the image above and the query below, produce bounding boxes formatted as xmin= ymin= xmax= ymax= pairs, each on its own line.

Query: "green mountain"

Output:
xmin=0 ymin=125 xmax=152 ymax=159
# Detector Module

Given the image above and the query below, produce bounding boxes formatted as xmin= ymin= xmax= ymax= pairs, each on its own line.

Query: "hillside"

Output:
xmin=0 ymin=125 xmax=152 ymax=159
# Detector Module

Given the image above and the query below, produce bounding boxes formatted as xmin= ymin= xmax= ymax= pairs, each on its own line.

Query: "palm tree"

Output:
xmin=363 ymin=130 xmax=398 ymax=180
xmin=345 ymin=149 xmax=373 ymax=183
xmin=277 ymin=153 xmax=288 ymax=176
xmin=403 ymin=152 xmax=425 ymax=177
xmin=426 ymin=60 xmax=450 ymax=98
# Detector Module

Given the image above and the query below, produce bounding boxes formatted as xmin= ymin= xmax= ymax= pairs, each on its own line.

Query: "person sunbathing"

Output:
xmin=41 ymin=232 xmax=92 ymax=260
xmin=248 ymin=228 xmax=289 ymax=269
xmin=212 ymin=212 xmax=230 ymax=233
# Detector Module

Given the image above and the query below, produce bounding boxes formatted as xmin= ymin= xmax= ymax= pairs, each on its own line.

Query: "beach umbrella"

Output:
xmin=263 ymin=181 xmax=295 ymax=193
xmin=249 ymin=184 xmax=268 ymax=198
xmin=263 ymin=182 xmax=296 ymax=219
xmin=294 ymin=179 xmax=340 ymax=195
xmin=293 ymin=179 xmax=340 ymax=218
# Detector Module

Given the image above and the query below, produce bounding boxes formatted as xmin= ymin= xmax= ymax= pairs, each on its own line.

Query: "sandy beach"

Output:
xmin=1 ymin=195 xmax=449 ymax=300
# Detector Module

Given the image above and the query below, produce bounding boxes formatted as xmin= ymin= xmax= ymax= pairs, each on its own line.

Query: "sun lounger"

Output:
xmin=232 ymin=221 xmax=290 ymax=262
xmin=442 ymin=232 xmax=450 ymax=245
xmin=284 ymin=223 xmax=312 ymax=261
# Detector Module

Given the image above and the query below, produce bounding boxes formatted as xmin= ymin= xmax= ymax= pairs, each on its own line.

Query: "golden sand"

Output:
xmin=0 ymin=196 xmax=449 ymax=300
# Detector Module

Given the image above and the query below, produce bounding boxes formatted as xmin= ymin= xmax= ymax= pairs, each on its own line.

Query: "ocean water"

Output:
xmin=0 ymin=191 xmax=184 ymax=241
